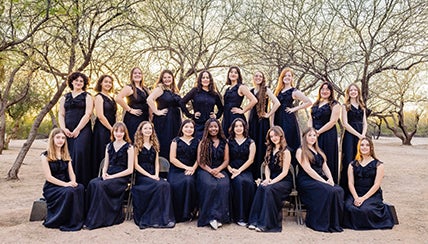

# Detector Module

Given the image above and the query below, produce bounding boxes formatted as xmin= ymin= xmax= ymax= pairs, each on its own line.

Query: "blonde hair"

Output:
xmin=354 ymin=137 xmax=378 ymax=163
xmin=300 ymin=127 xmax=326 ymax=164
xmin=46 ymin=128 xmax=71 ymax=162
xmin=134 ymin=121 xmax=160 ymax=152
xmin=344 ymin=83 xmax=365 ymax=111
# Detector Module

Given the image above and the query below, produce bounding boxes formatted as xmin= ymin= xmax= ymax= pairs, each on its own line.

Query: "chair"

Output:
xmin=159 ymin=156 xmax=170 ymax=179
xmin=124 ymin=172 xmax=136 ymax=220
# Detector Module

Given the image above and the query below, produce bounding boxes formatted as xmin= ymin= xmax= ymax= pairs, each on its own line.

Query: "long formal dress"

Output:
xmin=311 ymin=101 xmax=339 ymax=183
xmin=167 ymin=137 xmax=199 ymax=222
xmin=197 ymin=139 xmax=230 ymax=227
xmin=343 ymin=160 xmax=394 ymax=230
xmin=228 ymin=138 xmax=256 ymax=224
xmin=123 ymin=86 xmax=149 ymax=142
xmin=297 ymin=151 xmax=344 ymax=232
xmin=42 ymin=152 xmax=84 ymax=231
xmin=248 ymin=151 xmax=293 ymax=232
xmin=132 ymin=146 xmax=175 ymax=229
xmin=85 ymin=143 xmax=131 ymax=229
xmin=340 ymin=105 xmax=364 ymax=194
xmin=180 ymin=87 xmax=224 ymax=139
xmin=222 ymin=84 xmax=245 ymax=138
xmin=153 ymin=90 xmax=182 ymax=158
xmin=248 ymin=88 xmax=270 ymax=179
xmin=92 ymin=93 xmax=117 ymax=178
xmin=64 ymin=92 xmax=92 ymax=186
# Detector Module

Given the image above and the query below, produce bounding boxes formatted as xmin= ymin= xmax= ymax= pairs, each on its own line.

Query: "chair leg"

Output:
xmin=296 ymin=196 xmax=304 ymax=225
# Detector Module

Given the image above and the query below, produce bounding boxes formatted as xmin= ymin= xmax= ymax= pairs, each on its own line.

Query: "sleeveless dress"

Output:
xmin=123 ymin=86 xmax=149 ymax=142
xmin=85 ymin=142 xmax=131 ymax=229
xmin=248 ymin=150 xmax=293 ymax=232
xmin=167 ymin=137 xmax=199 ymax=222
xmin=297 ymin=151 xmax=344 ymax=232
xmin=343 ymin=160 xmax=394 ymax=230
xmin=340 ymin=105 xmax=364 ymax=194
xmin=64 ymin=92 xmax=92 ymax=186
xmin=42 ymin=152 xmax=84 ymax=231
xmin=153 ymin=89 xmax=182 ymax=158
xmin=222 ymin=84 xmax=245 ymax=138
xmin=248 ymin=88 xmax=270 ymax=179
xmin=311 ymin=101 xmax=339 ymax=183
xmin=228 ymin=138 xmax=256 ymax=224
xmin=180 ymin=87 xmax=224 ymax=140
xmin=132 ymin=146 xmax=175 ymax=229
xmin=92 ymin=93 xmax=117 ymax=178
xmin=197 ymin=139 xmax=230 ymax=227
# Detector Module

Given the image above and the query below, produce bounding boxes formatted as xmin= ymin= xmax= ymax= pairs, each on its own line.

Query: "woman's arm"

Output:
xmin=362 ymin=109 xmax=368 ymax=137
xmin=213 ymin=143 xmax=230 ymax=175
xmin=179 ymin=88 xmax=196 ymax=119
xmin=316 ymin=103 xmax=340 ymax=135
xmin=101 ymin=147 xmax=109 ymax=179
xmin=214 ymin=93 xmax=224 ymax=119
xmin=358 ymin=163 xmax=384 ymax=205
xmin=58 ymin=97 xmax=72 ymax=137
xmin=41 ymin=155 xmax=75 ymax=187
xmin=288 ymin=89 xmax=312 ymax=113
xmin=269 ymin=150 xmax=291 ymax=184
xmin=105 ymin=146 xmax=135 ymax=179
xmin=261 ymin=164 xmax=271 ymax=186
xmin=147 ymin=87 xmax=168 ymax=116
xmin=341 ymin=105 xmax=364 ymax=139
xmin=169 ymin=141 xmax=193 ymax=171
xmin=233 ymin=85 xmax=257 ymax=114
xmin=230 ymin=141 xmax=255 ymax=179
xmin=321 ymin=161 xmax=335 ymax=185
xmin=71 ymin=94 xmax=93 ymax=138
xmin=134 ymin=149 xmax=158 ymax=180
xmin=296 ymin=149 xmax=332 ymax=185
xmin=94 ymin=94 xmax=114 ymax=131
xmin=347 ymin=163 xmax=359 ymax=200
xmin=264 ymin=88 xmax=280 ymax=118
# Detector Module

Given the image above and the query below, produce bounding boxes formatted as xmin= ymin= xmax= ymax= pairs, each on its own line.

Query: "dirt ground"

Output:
xmin=0 ymin=137 xmax=427 ymax=244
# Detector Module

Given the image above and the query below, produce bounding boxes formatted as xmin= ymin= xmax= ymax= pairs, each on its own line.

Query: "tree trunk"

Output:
xmin=0 ymin=111 xmax=6 ymax=153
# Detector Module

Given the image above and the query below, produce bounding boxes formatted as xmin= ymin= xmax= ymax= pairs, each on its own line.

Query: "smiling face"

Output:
xmin=131 ymin=68 xmax=143 ymax=84
xmin=348 ymin=84 xmax=359 ymax=99
xmin=201 ymin=72 xmax=211 ymax=88
xmin=141 ymin=123 xmax=153 ymax=137
xmin=101 ymin=76 xmax=113 ymax=93
xmin=359 ymin=139 xmax=371 ymax=156
xmin=253 ymin=71 xmax=264 ymax=85
xmin=282 ymin=71 xmax=293 ymax=86
xmin=320 ymin=84 xmax=332 ymax=100
xmin=72 ymin=76 xmax=85 ymax=91
xmin=113 ymin=127 xmax=125 ymax=141
xmin=162 ymin=72 xmax=173 ymax=87
xmin=306 ymin=129 xmax=318 ymax=146
xmin=233 ymin=120 xmax=244 ymax=136
xmin=269 ymin=130 xmax=281 ymax=145
xmin=53 ymin=132 xmax=66 ymax=148
xmin=208 ymin=121 xmax=219 ymax=137
xmin=228 ymin=68 xmax=239 ymax=82
xmin=182 ymin=122 xmax=195 ymax=137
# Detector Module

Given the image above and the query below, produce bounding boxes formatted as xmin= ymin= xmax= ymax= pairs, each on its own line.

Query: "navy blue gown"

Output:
xmin=42 ymin=152 xmax=84 ymax=231
xmin=153 ymin=90 xmax=182 ymax=158
xmin=92 ymin=93 xmax=117 ymax=178
xmin=180 ymin=87 xmax=224 ymax=140
xmin=123 ymin=86 xmax=149 ymax=142
xmin=248 ymin=151 xmax=293 ymax=232
xmin=228 ymin=138 xmax=256 ymax=224
xmin=248 ymin=88 xmax=270 ymax=179
xmin=343 ymin=160 xmax=394 ymax=230
xmin=132 ymin=146 xmax=175 ymax=229
xmin=311 ymin=101 xmax=339 ymax=183
xmin=197 ymin=139 xmax=230 ymax=227
xmin=222 ymin=84 xmax=245 ymax=138
xmin=340 ymin=105 xmax=364 ymax=194
xmin=297 ymin=151 xmax=344 ymax=232
xmin=167 ymin=137 xmax=198 ymax=222
xmin=85 ymin=142 xmax=131 ymax=229
xmin=64 ymin=92 xmax=92 ymax=186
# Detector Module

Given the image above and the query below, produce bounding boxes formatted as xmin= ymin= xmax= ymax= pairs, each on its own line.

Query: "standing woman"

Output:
xmin=58 ymin=71 xmax=93 ymax=186
xmin=296 ymin=127 xmax=344 ymax=232
xmin=41 ymin=128 xmax=84 ymax=231
xmin=92 ymin=75 xmax=117 ymax=178
xmin=147 ymin=69 xmax=182 ymax=159
xmin=343 ymin=137 xmax=395 ymax=230
xmin=197 ymin=118 xmax=230 ymax=230
xmin=168 ymin=119 xmax=199 ymax=222
xmin=115 ymin=67 xmax=150 ymax=142
xmin=248 ymin=71 xmax=280 ymax=179
xmin=180 ymin=70 xmax=224 ymax=140
xmin=340 ymin=83 xmax=367 ymax=194
xmin=308 ymin=81 xmax=341 ymax=183
xmin=248 ymin=126 xmax=293 ymax=232
xmin=227 ymin=118 xmax=256 ymax=226
xmin=132 ymin=121 xmax=175 ymax=229
xmin=222 ymin=66 xmax=257 ymax=138
xmin=85 ymin=122 xmax=134 ymax=230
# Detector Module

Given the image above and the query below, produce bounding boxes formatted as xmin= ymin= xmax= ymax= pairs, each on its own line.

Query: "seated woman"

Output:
xmin=248 ymin=126 xmax=293 ymax=232
xmin=41 ymin=128 xmax=84 ymax=231
xmin=296 ymin=127 xmax=344 ymax=232
xmin=85 ymin=122 xmax=134 ymax=229
xmin=168 ymin=119 xmax=199 ymax=222
xmin=343 ymin=137 xmax=395 ymax=230
xmin=196 ymin=118 xmax=230 ymax=230
xmin=132 ymin=121 xmax=175 ymax=229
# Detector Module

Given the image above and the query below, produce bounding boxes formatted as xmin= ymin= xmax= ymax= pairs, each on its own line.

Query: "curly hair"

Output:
xmin=300 ymin=127 xmax=326 ymax=164
xmin=67 ymin=71 xmax=89 ymax=91
xmin=263 ymin=126 xmax=287 ymax=168
xmin=199 ymin=118 xmax=226 ymax=166
xmin=134 ymin=121 xmax=160 ymax=153
xmin=253 ymin=71 xmax=268 ymax=119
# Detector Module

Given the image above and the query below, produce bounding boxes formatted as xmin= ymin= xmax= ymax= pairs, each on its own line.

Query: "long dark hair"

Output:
xmin=199 ymin=118 xmax=226 ymax=166
xmin=253 ymin=71 xmax=268 ymax=118
xmin=196 ymin=70 xmax=219 ymax=95
xmin=313 ymin=81 xmax=336 ymax=108
xmin=228 ymin=118 xmax=248 ymax=139
xmin=300 ymin=127 xmax=326 ymax=164
xmin=94 ymin=74 xmax=114 ymax=93
xmin=226 ymin=66 xmax=243 ymax=85
xmin=177 ymin=119 xmax=195 ymax=137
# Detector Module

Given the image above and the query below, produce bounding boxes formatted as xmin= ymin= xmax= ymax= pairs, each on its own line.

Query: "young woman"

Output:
xmin=222 ymin=66 xmax=257 ymax=138
xmin=273 ymin=68 xmax=312 ymax=165
xmin=248 ymin=126 xmax=293 ymax=232
xmin=296 ymin=127 xmax=344 ymax=232
xmin=180 ymin=70 xmax=224 ymax=140
xmin=227 ymin=118 xmax=256 ymax=226
xmin=196 ymin=118 xmax=230 ymax=230
xmin=147 ymin=69 xmax=182 ymax=159
xmin=41 ymin=128 xmax=84 ymax=231
xmin=308 ymin=81 xmax=340 ymax=183
xmin=58 ymin=71 xmax=93 ymax=186
xmin=343 ymin=137 xmax=395 ymax=230
xmin=85 ymin=122 xmax=134 ymax=230
xmin=340 ymin=83 xmax=367 ymax=194
xmin=168 ymin=119 xmax=199 ymax=222
xmin=115 ymin=67 xmax=150 ymax=142
xmin=92 ymin=75 xmax=117 ymax=178
xmin=132 ymin=121 xmax=175 ymax=229
xmin=248 ymin=71 xmax=280 ymax=179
